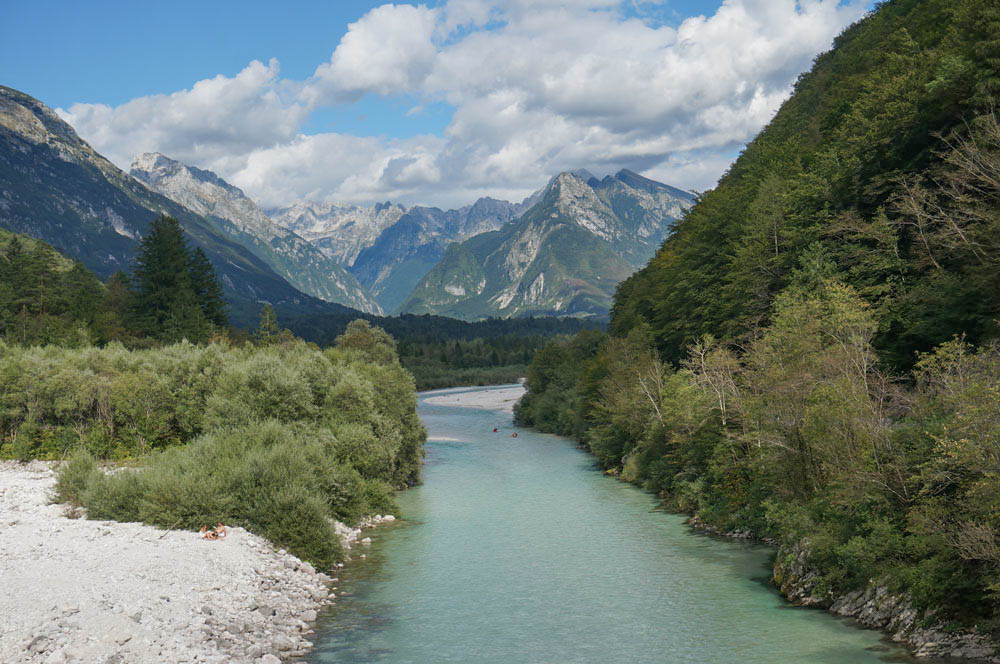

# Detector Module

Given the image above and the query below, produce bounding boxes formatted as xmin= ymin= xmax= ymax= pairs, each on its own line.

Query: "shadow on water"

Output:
xmin=308 ymin=386 xmax=945 ymax=664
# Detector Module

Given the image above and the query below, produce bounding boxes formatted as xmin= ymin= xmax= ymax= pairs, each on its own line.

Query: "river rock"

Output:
xmin=775 ymin=539 xmax=1000 ymax=662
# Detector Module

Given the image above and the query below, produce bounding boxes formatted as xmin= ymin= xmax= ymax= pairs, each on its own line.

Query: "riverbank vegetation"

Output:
xmin=3 ymin=321 xmax=424 ymax=568
xmin=46 ymin=321 xmax=422 ymax=567
xmin=0 ymin=217 xmax=426 ymax=568
xmin=517 ymin=0 xmax=1000 ymax=634
xmin=287 ymin=312 xmax=601 ymax=390
xmin=400 ymin=335 xmax=550 ymax=390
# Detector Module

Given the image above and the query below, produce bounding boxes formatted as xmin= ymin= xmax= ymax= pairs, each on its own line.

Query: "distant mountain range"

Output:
xmin=347 ymin=198 xmax=525 ymax=312
xmin=398 ymin=170 xmax=694 ymax=319
xmin=0 ymin=85 xmax=694 ymax=324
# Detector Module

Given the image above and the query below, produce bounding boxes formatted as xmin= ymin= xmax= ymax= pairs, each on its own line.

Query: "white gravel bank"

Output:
xmin=422 ymin=385 xmax=525 ymax=413
xmin=0 ymin=461 xmax=389 ymax=664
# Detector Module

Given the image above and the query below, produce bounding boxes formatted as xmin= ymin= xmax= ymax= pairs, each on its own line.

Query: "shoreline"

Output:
xmin=0 ymin=461 xmax=390 ymax=664
xmin=687 ymin=505 xmax=998 ymax=661
xmin=420 ymin=384 xmax=525 ymax=414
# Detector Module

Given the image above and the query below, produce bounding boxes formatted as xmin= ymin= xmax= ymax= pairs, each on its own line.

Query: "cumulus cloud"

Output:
xmin=304 ymin=3 xmax=440 ymax=104
xmin=58 ymin=0 xmax=868 ymax=208
xmin=58 ymin=59 xmax=307 ymax=174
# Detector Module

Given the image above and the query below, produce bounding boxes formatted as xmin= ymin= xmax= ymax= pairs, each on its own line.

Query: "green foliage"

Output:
xmin=522 ymin=278 xmax=1000 ymax=627
xmin=516 ymin=0 xmax=1000 ymax=635
xmin=612 ymin=0 xmax=999 ymax=369
xmin=53 ymin=448 xmax=99 ymax=506
xmin=129 ymin=215 xmax=227 ymax=343
xmin=400 ymin=333 xmax=561 ymax=390
xmin=23 ymin=326 xmax=424 ymax=569
xmin=0 ymin=229 xmax=127 ymax=346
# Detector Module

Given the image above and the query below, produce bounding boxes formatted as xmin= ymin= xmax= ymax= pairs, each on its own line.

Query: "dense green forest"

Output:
xmin=286 ymin=310 xmax=599 ymax=389
xmin=399 ymin=334 xmax=575 ymax=390
xmin=517 ymin=0 xmax=1000 ymax=634
xmin=0 ymin=215 xmax=228 ymax=346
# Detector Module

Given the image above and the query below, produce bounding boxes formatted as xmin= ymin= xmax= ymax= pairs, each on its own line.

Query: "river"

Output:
xmin=308 ymin=385 xmax=917 ymax=663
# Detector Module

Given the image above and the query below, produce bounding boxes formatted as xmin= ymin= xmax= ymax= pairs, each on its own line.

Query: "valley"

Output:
xmin=2 ymin=0 xmax=999 ymax=662
xmin=1 ymin=84 xmax=694 ymax=325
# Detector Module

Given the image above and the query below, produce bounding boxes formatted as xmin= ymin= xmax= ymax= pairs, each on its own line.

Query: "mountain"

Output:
xmin=268 ymin=200 xmax=406 ymax=267
xmin=398 ymin=170 xmax=694 ymax=319
xmin=0 ymin=85 xmax=353 ymax=324
xmin=348 ymin=197 xmax=524 ymax=312
xmin=130 ymin=153 xmax=381 ymax=314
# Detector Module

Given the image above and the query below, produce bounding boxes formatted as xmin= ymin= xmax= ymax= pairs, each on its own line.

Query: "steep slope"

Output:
xmin=268 ymin=200 xmax=406 ymax=266
xmin=130 ymin=153 xmax=381 ymax=314
xmin=0 ymin=86 xmax=349 ymax=323
xmin=349 ymin=198 xmax=523 ymax=312
xmin=518 ymin=2 xmax=1000 ymax=655
xmin=610 ymin=0 xmax=1000 ymax=368
xmin=398 ymin=171 xmax=693 ymax=319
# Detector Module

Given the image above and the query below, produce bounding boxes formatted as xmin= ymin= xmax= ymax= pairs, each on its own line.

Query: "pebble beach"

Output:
xmin=0 ymin=461 xmax=392 ymax=664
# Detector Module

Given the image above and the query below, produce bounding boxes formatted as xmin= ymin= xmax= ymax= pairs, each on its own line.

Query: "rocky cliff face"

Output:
xmin=0 ymin=86 xmax=341 ymax=318
xmin=775 ymin=541 xmax=999 ymax=662
xmin=268 ymin=200 xmax=406 ymax=267
xmin=131 ymin=153 xmax=381 ymax=315
xmin=348 ymin=199 xmax=522 ymax=312
xmin=397 ymin=170 xmax=694 ymax=320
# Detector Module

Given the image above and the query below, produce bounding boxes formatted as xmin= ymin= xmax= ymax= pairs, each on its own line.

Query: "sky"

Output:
xmin=2 ymin=0 xmax=872 ymax=209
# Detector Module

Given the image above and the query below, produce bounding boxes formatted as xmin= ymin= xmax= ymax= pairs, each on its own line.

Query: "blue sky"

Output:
xmin=2 ymin=1 xmax=871 ymax=207
xmin=3 ymin=1 xmax=727 ymax=139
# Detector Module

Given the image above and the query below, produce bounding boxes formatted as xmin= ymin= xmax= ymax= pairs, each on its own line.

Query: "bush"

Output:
xmin=84 ymin=471 xmax=146 ymax=522
xmin=44 ymin=325 xmax=426 ymax=569
xmin=53 ymin=448 xmax=99 ymax=505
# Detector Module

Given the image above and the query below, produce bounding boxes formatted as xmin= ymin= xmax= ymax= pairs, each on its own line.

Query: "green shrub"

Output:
xmin=54 ymin=449 xmax=99 ymax=505
xmin=84 ymin=471 xmax=146 ymax=522
xmin=18 ymin=325 xmax=425 ymax=568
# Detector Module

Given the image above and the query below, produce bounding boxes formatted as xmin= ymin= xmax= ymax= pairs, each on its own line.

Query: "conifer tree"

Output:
xmin=188 ymin=247 xmax=228 ymax=327
xmin=129 ymin=215 xmax=209 ymax=342
xmin=255 ymin=303 xmax=281 ymax=344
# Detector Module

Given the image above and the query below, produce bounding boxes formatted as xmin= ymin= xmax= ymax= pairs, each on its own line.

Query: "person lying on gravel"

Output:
xmin=200 ymin=523 xmax=227 ymax=540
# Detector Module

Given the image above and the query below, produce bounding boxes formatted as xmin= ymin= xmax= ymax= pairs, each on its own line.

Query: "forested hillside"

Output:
xmin=613 ymin=0 xmax=999 ymax=369
xmin=516 ymin=0 xmax=1000 ymax=646
xmin=0 ymin=217 xmax=227 ymax=346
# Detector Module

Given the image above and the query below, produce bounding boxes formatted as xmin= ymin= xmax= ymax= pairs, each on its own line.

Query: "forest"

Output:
xmin=0 ymin=216 xmax=226 ymax=346
xmin=286 ymin=309 xmax=600 ymax=390
xmin=517 ymin=0 xmax=1000 ymax=633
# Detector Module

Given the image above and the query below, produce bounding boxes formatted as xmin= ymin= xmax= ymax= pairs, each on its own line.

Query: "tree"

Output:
xmin=334 ymin=319 xmax=398 ymax=366
xmin=128 ymin=215 xmax=224 ymax=343
xmin=255 ymin=304 xmax=281 ymax=345
xmin=188 ymin=247 xmax=227 ymax=327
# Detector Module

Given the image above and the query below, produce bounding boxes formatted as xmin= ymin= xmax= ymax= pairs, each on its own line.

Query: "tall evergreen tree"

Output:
xmin=129 ymin=215 xmax=209 ymax=343
xmin=254 ymin=303 xmax=281 ymax=345
xmin=188 ymin=247 xmax=228 ymax=328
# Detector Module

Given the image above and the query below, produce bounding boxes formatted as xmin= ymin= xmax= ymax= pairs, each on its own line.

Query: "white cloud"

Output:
xmin=58 ymin=0 xmax=867 ymax=209
xmin=304 ymin=4 xmax=440 ymax=103
xmin=58 ymin=59 xmax=307 ymax=174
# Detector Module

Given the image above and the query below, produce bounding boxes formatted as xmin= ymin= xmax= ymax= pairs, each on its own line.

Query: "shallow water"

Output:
xmin=309 ymin=385 xmax=918 ymax=664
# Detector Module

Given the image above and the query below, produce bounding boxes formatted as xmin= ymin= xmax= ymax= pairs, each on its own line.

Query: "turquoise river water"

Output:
xmin=309 ymin=385 xmax=920 ymax=664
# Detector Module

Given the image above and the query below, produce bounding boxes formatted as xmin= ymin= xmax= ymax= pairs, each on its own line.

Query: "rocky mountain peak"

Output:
xmin=128 ymin=153 xmax=382 ymax=314
xmin=1 ymin=86 xmax=78 ymax=147
xmin=611 ymin=168 xmax=695 ymax=200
